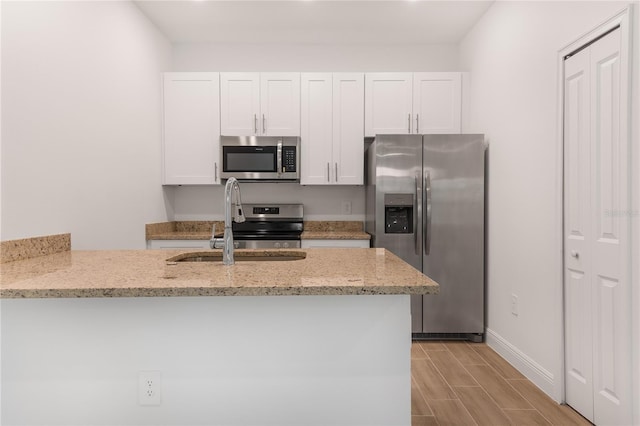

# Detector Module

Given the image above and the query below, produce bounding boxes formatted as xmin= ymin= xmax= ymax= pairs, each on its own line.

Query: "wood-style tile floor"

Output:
xmin=411 ymin=341 xmax=592 ymax=426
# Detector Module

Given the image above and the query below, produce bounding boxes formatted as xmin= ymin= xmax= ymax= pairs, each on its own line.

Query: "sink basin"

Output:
xmin=166 ymin=250 xmax=306 ymax=263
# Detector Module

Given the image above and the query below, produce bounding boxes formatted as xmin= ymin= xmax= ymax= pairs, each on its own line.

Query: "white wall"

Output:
xmin=459 ymin=0 xmax=637 ymax=402
xmin=631 ymin=5 xmax=640 ymax=424
xmin=1 ymin=1 xmax=172 ymax=249
xmin=172 ymin=42 xmax=460 ymax=72
xmin=0 ymin=1 xmax=4 ymax=241
xmin=169 ymin=42 xmax=460 ymax=222
xmin=171 ymin=183 xmax=364 ymax=221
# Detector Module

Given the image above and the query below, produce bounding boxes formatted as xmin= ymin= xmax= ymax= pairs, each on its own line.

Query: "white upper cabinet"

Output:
xmin=365 ymin=73 xmax=413 ymax=136
xmin=163 ymin=72 xmax=221 ymax=185
xmin=301 ymin=73 xmax=364 ymax=185
xmin=301 ymin=73 xmax=333 ymax=184
xmin=220 ymin=72 xmax=300 ymax=136
xmin=220 ymin=73 xmax=260 ymax=136
xmin=365 ymin=72 xmax=462 ymax=137
xmin=413 ymin=72 xmax=461 ymax=134
xmin=333 ymin=73 xmax=364 ymax=184
xmin=260 ymin=73 xmax=301 ymax=136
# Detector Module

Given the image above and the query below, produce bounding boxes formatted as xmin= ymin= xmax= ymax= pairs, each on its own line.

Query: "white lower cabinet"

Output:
xmin=301 ymin=240 xmax=370 ymax=249
xmin=301 ymin=73 xmax=364 ymax=185
xmin=147 ymin=240 xmax=210 ymax=250
xmin=163 ymin=72 xmax=221 ymax=185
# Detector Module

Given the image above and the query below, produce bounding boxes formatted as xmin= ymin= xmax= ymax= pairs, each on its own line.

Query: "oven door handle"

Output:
xmin=276 ymin=140 xmax=283 ymax=175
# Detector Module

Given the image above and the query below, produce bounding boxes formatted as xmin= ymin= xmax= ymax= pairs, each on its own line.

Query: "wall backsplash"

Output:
xmin=168 ymin=184 xmax=365 ymax=221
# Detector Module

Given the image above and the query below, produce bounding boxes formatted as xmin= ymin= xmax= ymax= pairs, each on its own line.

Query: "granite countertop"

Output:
xmin=0 ymin=248 xmax=438 ymax=299
xmin=145 ymin=221 xmax=371 ymax=241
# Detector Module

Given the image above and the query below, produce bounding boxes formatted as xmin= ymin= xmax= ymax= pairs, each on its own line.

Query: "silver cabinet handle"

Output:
xmin=327 ymin=163 xmax=330 ymax=182
xmin=424 ymin=171 xmax=432 ymax=255
xmin=262 ymin=114 xmax=266 ymax=134
xmin=416 ymin=114 xmax=419 ymax=134
xmin=408 ymin=113 xmax=411 ymax=133
xmin=571 ymin=250 xmax=579 ymax=258
xmin=214 ymin=162 xmax=218 ymax=182
xmin=335 ymin=163 xmax=338 ymax=183
xmin=277 ymin=140 xmax=283 ymax=175
xmin=254 ymin=114 xmax=258 ymax=134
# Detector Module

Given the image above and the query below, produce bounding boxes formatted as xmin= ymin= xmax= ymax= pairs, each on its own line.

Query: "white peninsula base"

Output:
xmin=1 ymin=295 xmax=411 ymax=425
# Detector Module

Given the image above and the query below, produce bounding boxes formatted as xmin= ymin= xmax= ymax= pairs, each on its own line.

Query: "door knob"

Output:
xmin=570 ymin=250 xmax=579 ymax=258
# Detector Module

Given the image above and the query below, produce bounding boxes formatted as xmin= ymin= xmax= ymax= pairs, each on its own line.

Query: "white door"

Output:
xmin=588 ymin=29 xmax=631 ymax=426
xmin=163 ymin=72 xmax=221 ymax=185
xmin=564 ymin=27 xmax=632 ymax=426
xmin=220 ymin=73 xmax=260 ymax=136
xmin=564 ymin=46 xmax=594 ymax=422
xmin=300 ymin=73 xmax=333 ymax=185
xmin=364 ymin=73 xmax=413 ymax=137
xmin=333 ymin=73 xmax=364 ymax=185
xmin=413 ymin=72 xmax=461 ymax=134
xmin=260 ymin=73 xmax=300 ymax=136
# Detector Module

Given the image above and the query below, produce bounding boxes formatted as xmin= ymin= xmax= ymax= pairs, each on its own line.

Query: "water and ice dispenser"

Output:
xmin=384 ymin=194 xmax=413 ymax=234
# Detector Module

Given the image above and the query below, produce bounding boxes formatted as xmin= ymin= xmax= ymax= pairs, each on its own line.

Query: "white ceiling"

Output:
xmin=134 ymin=1 xmax=494 ymax=44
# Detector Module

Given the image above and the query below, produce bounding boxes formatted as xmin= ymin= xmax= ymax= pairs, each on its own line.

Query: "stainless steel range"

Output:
xmin=232 ymin=204 xmax=303 ymax=249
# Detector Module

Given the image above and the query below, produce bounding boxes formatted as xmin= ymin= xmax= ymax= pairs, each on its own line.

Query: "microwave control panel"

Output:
xmin=283 ymin=146 xmax=297 ymax=172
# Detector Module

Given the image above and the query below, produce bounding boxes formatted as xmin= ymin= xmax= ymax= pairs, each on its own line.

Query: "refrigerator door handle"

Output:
xmin=424 ymin=171 xmax=432 ymax=255
xmin=414 ymin=174 xmax=420 ymax=255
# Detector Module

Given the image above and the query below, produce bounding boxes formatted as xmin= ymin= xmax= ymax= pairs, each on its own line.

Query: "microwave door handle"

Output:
xmin=277 ymin=140 xmax=283 ymax=175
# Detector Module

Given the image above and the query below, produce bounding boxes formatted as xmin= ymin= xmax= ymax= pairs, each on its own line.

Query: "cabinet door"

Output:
xmin=220 ymin=72 xmax=260 ymax=136
xmin=365 ymin=73 xmax=413 ymax=137
xmin=163 ymin=72 xmax=221 ymax=185
xmin=333 ymin=73 xmax=364 ymax=185
xmin=260 ymin=73 xmax=300 ymax=136
xmin=300 ymin=73 xmax=333 ymax=185
xmin=413 ymin=72 xmax=461 ymax=134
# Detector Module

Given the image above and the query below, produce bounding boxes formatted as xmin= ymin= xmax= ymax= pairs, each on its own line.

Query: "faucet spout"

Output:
xmin=210 ymin=177 xmax=245 ymax=265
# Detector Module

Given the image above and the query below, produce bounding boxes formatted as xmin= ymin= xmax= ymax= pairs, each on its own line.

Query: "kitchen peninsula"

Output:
xmin=1 ymin=241 xmax=437 ymax=426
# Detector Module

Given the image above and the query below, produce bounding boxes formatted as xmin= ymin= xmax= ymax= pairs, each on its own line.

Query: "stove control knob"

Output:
xmin=274 ymin=242 xmax=282 ymax=248
xmin=283 ymin=242 xmax=290 ymax=248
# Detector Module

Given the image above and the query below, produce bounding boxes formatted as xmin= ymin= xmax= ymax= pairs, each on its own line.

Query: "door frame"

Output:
xmin=555 ymin=3 xmax=635 ymax=416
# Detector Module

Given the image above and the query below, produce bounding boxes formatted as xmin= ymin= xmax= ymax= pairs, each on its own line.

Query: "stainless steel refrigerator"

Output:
xmin=365 ymin=134 xmax=485 ymax=341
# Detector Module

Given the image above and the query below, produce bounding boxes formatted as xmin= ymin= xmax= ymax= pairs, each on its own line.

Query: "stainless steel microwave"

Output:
xmin=220 ymin=136 xmax=300 ymax=182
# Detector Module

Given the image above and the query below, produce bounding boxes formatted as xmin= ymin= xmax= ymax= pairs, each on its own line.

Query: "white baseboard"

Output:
xmin=485 ymin=328 xmax=561 ymax=402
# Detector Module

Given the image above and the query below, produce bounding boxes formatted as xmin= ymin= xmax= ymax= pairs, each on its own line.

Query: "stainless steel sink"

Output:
xmin=166 ymin=250 xmax=306 ymax=263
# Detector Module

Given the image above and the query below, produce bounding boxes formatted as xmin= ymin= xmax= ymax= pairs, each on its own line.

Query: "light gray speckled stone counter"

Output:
xmin=0 ymin=248 xmax=438 ymax=298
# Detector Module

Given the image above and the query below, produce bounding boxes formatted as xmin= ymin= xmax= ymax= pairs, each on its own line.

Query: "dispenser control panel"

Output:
xmin=383 ymin=193 xmax=414 ymax=234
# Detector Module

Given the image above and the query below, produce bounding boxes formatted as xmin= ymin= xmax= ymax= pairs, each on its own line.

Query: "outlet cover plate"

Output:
xmin=138 ymin=371 xmax=161 ymax=406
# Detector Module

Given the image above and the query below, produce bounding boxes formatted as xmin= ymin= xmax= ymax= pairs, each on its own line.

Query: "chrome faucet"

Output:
xmin=210 ymin=177 xmax=246 ymax=265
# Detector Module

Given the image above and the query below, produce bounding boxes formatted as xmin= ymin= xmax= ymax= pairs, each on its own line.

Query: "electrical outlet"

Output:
xmin=511 ymin=294 xmax=519 ymax=317
xmin=138 ymin=371 xmax=161 ymax=406
xmin=341 ymin=201 xmax=352 ymax=215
